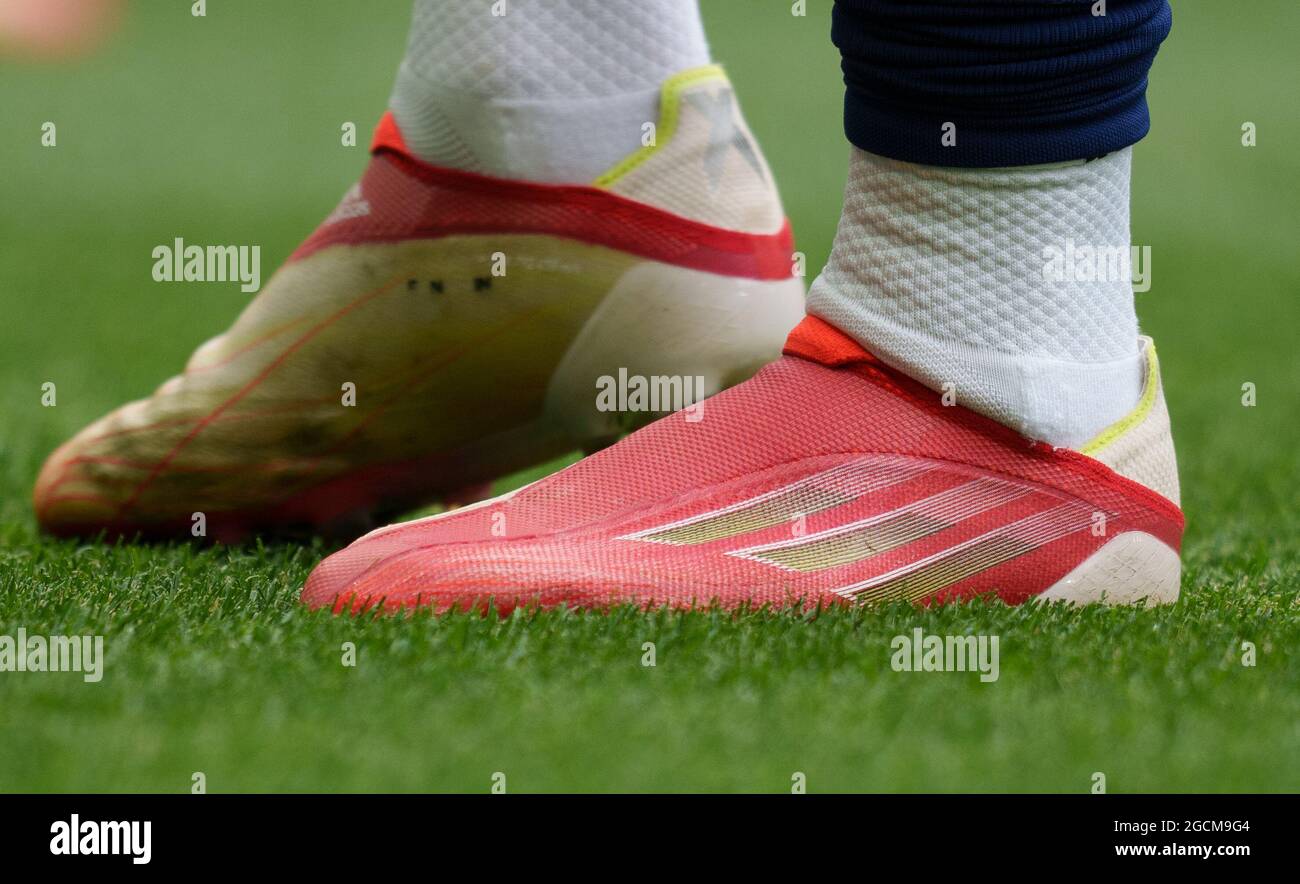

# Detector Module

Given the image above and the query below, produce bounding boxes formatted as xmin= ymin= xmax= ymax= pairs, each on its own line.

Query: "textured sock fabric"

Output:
xmin=390 ymin=0 xmax=710 ymax=183
xmin=807 ymin=147 xmax=1143 ymax=448
xmin=832 ymin=0 xmax=1172 ymax=167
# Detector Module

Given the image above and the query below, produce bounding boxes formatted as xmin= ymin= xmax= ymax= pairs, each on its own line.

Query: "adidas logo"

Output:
xmin=619 ymin=456 xmax=1105 ymax=602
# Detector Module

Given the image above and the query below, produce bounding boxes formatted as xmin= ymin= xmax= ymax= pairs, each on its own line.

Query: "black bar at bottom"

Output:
xmin=0 ymin=793 xmax=1284 ymax=869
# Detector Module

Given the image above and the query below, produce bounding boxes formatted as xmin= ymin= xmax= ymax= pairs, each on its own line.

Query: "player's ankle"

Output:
xmin=388 ymin=0 xmax=710 ymax=184
xmin=807 ymin=146 xmax=1143 ymax=447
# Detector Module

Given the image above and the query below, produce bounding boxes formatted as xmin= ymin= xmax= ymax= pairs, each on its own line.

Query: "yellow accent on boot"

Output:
xmin=1080 ymin=340 xmax=1160 ymax=456
xmin=593 ymin=64 xmax=728 ymax=187
xmin=1078 ymin=338 xmax=1181 ymax=506
xmin=593 ymin=65 xmax=785 ymax=234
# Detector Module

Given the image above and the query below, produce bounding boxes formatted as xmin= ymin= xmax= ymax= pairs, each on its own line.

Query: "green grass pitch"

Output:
xmin=1 ymin=1 xmax=1296 ymax=792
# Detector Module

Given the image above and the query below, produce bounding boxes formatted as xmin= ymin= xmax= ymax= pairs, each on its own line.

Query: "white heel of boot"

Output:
xmin=1036 ymin=531 xmax=1181 ymax=606
xmin=545 ymin=261 xmax=805 ymax=445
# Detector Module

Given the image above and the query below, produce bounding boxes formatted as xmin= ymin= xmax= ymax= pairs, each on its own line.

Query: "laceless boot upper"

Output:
xmin=302 ymin=316 xmax=1183 ymax=613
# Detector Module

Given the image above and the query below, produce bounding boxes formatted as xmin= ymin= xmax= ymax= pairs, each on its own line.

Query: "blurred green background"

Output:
xmin=0 ymin=1 xmax=1296 ymax=792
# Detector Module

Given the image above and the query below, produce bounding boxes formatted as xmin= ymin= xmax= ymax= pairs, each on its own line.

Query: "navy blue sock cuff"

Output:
xmin=833 ymin=0 xmax=1172 ymax=167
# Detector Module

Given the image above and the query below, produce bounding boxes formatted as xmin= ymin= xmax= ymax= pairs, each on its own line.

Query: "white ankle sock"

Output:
xmin=389 ymin=0 xmax=710 ymax=184
xmin=807 ymin=147 xmax=1144 ymax=448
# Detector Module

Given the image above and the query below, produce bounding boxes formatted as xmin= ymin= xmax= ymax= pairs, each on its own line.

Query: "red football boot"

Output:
xmin=302 ymin=316 xmax=1183 ymax=613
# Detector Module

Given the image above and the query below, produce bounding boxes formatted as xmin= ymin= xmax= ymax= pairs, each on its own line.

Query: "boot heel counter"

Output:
xmin=1080 ymin=339 xmax=1181 ymax=507
xmin=598 ymin=66 xmax=787 ymax=234
xmin=1126 ymin=380 xmax=1181 ymax=507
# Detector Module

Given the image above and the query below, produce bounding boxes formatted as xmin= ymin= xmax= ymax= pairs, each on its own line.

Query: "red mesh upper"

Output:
xmin=302 ymin=318 xmax=1183 ymax=613
xmin=292 ymin=149 xmax=795 ymax=281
